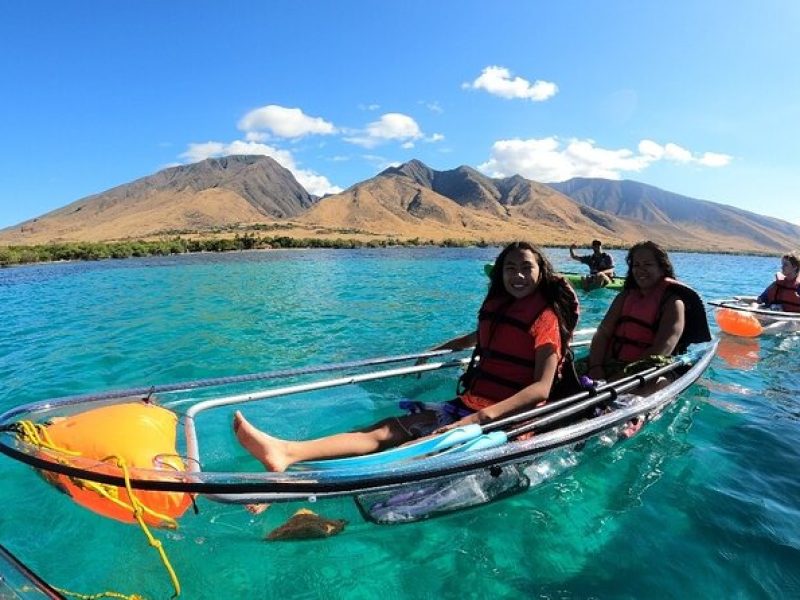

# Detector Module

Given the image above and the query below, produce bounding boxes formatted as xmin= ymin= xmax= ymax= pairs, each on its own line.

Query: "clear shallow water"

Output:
xmin=1 ymin=247 xmax=799 ymax=599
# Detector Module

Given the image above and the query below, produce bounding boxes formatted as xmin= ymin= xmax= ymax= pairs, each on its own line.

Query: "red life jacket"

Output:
xmin=463 ymin=276 xmax=584 ymax=403
xmin=764 ymin=274 xmax=800 ymax=312
xmin=610 ymin=277 xmax=710 ymax=362
xmin=464 ymin=292 xmax=550 ymax=402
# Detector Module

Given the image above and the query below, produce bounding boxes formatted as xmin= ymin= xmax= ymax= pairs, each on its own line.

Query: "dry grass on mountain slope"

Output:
xmin=0 ymin=189 xmax=270 ymax=244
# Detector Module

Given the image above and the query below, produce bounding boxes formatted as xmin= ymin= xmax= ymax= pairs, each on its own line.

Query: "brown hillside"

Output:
xmin=1 ymin=189 xmax=270 ymax=244
xmin=1 ymin=156 xmax=796 ymax=254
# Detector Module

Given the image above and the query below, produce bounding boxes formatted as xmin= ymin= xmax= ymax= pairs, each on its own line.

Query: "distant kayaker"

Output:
xmin=233 ymin=241 xmax=580 ymax=472
xmin=586 ymin=241 xmax=711 ymax=436
xmin=569 ymin=240 xmax=615 ymax=290
xmin=756 ymin=252 xmax=800 ymax=312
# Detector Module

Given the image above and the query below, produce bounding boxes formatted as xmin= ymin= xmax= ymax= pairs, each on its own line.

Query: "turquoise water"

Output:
xmin=1 ymin=247 xmax=799 ymax=599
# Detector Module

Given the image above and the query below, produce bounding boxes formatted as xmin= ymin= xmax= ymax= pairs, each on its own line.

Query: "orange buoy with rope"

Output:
xmin=35 ymin=402 xmax=192 ymax=527
xmin=715 ymin=307 xmax=763 ymax=338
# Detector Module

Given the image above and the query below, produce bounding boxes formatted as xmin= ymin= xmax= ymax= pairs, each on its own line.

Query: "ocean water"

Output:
xmin=1 ymin=247 xmax=799 ymax=600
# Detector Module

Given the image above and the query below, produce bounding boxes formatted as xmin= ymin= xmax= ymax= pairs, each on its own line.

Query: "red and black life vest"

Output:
xmin=461 ymin=283 xmax=580 ymax=403
xmin=764 ymin=275 xmax=800 ymax=312
xmin=610 ymin=277 xmax=710 ymax=362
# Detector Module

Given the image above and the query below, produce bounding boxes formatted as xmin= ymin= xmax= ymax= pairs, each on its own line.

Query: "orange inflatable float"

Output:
xmin=716 ymin=334 xmax=760 ymax=370
xmin=40 ymin=402 xmax=192 ymax=527
xmin=715 ymin=308 xmax=763 ymax=338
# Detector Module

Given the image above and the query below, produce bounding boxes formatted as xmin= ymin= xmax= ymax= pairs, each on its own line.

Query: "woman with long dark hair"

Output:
xmin=587 ymin=241 xmax=710 ymax=383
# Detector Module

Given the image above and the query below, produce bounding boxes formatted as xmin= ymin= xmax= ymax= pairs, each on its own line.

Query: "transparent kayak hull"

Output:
xmin=0 ymin=342 xmax=717 ymax=513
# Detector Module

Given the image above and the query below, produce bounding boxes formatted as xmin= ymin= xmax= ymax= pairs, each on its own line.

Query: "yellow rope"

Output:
xmin=79 ymin=477 xmax=178 ymax=530
xmin=15 ymin=420 xmax=80 ymax=456
xmin=113 ymin=456 xmax=181 ymax=597
xmin=12 ymin=419 xmax=182 ymax=598
xmin=53 ymin=587 xmax=146 ymax=600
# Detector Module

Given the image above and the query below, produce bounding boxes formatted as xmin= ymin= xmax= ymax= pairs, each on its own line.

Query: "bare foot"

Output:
xmin=233 ymin=411 xmax=290 ymax=472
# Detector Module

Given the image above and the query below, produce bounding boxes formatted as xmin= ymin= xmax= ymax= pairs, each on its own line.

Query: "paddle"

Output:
xmin=296 ymin=349 xmax=700 ymax=470
xmin=441 ymin=354 xmax=696 ymax=453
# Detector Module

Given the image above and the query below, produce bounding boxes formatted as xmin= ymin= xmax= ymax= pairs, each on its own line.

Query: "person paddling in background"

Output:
xmin=233 ymin=241 xmax=579 ymax=472
xmin=756 ymin=252 xmax=800 ymax=312
xmin=586 ymin=241 xmax=711 ymax=436
xmin=569 ymin=239 xmax=615 ymax=290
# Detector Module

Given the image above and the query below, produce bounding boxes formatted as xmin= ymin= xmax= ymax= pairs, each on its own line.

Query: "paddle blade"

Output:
xmin=440 ymin=431 xmax=508 ymax=455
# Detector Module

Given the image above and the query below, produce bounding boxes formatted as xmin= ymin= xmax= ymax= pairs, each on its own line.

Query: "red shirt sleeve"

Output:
xmin=530 ymin=307 xmax=562 ymax=360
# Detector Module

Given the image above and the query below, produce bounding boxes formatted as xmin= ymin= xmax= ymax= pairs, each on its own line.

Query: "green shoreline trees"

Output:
xmin=0 ymin=235 xmax=491 ymax=267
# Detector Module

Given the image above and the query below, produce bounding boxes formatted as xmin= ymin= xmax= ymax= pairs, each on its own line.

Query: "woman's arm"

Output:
xmin=431 ymin=331 xmax=477 ymax=352
xmin=587 ymin=293 xmax=625 ymax=379
xmin=756 ymin=283 xmax=773 ymax=305
xmin=642 ymin=296 xmax=685 ymax=357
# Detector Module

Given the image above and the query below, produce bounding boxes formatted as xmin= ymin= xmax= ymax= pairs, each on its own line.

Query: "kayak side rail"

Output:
xmin=0 ymin=348 xmax=466 ymax=423
xmin=707 ymin=299 xmax=800 ymax=319
xmin=183 ymin=357 xmax=470 ymax=474
xmin=1 ymin=329 xmax=597 ymax=426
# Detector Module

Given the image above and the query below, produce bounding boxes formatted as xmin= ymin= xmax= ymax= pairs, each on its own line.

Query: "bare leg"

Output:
xmin=233 ymin=411 xmax=422 ymax=472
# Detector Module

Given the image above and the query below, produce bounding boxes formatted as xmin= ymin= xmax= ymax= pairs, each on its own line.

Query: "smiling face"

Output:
xmin=502 ymin=248 xmax=541 ymax=298
xmin=630 ymin=247 xmax=665 ymax=291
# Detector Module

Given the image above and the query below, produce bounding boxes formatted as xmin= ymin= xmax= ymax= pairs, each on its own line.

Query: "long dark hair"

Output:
xmin=487 ymin=241 xmax=579 ymax=350
xmin=623 ymin=241 xmax=676 ymax=290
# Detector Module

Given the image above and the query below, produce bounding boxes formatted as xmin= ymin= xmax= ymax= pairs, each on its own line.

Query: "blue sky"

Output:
xmin=1 ymin=1 xmax=799 ymax=229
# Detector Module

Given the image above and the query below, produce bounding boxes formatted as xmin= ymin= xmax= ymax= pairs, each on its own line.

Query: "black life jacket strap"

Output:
xmin=478 ymin=309 xmax=531 ymax=332
xmin=479 ymin=348 xmax=537 ymax=368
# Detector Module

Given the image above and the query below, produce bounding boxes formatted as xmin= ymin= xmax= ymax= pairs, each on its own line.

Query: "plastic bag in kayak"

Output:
xmin=354 ymin=464 xmax=529 ymax=524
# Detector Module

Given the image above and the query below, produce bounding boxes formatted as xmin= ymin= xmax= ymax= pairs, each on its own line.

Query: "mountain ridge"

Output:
xmin=2 ymin=156 xmax=797 ymax=254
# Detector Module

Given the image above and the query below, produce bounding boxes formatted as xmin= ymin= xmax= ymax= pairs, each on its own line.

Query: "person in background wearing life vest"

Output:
xmin=756 ymin=252 xmax=800 ymax=312
xmin=232 ymin=241 xmax=579 ymax=472
xmin=569 ymin=240 xmax=615 ymax=290
xmin=586 ymin=241 xmax=711 ymax=437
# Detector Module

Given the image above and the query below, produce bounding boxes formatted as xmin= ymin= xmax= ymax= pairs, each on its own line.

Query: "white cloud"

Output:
xmin=697 ymin=151 xmax=733 ymax=167
xmin=179 ymin=140 xmax=341 ymax=196
xmin=180 ymin=142 xmax=228 ymax=163
xmin=427 ymin=133 xmax=445 ymax=143
xmin=244 ymin=131 xmax=268 ymax=142
xmin=237 ymin=105 xmax=337 ymax=139
xmin=663 ymin=143 xmax=693 ymax=163
xmin=641 ymin=140 xmax=732 ymax=167
xmin=638 ymin=139 xmax=664 ymax=159
xmin=463 ymin=66 xmax=558 ymax=101
xmin=358 ymin=103 xmax=381 ymax=111
xmin=479 ymin=137 xmax=732 ymax=181
xmin=344 ymin=113 xmax=424 ymax=148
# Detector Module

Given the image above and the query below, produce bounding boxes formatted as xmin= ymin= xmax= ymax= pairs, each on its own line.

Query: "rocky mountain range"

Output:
xmin=2 ymin=155 xmax=797 ymax=254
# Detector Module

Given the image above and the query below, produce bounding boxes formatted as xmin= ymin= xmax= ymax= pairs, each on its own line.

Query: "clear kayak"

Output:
xmin=0 ymin=339 xmax=717 ymax=523
xmin=708 ymin=297 xmax=800 ymax=337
